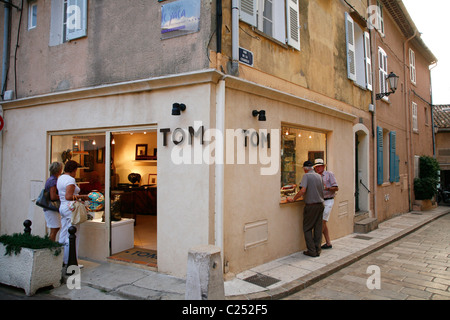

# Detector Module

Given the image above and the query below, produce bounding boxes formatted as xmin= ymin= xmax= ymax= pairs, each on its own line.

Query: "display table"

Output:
xmin=78 ymin=215 xmax=134 ymax=261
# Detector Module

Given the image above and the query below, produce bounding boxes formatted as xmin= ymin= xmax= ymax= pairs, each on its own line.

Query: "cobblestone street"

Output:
xmin=285 ymin=213 xmax=450 ymax=300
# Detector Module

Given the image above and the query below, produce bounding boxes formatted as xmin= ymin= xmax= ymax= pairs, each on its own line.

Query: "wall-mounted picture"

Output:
xmin=136 ymin=144 xmax=149 ymax=160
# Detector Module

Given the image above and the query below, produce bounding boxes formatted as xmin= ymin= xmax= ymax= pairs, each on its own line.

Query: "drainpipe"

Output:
xmin=429 ymin=62 xmax=437 ymax=157
xmin=229 ymin=0 xmax=239 ymax=75
xmin=2 ymin=0 xmax=11 ymax=98
xmin=404 ymin=31 xmax=417 ymax=211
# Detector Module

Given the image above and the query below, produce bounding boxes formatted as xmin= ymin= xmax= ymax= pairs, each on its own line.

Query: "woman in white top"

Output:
xmin=57 ymin=160 xmax=90 ymax=265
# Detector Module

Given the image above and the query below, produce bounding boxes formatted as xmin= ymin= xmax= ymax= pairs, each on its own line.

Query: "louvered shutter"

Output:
xmin=389 ymin=131 xmax=396 ymax=183
xmin=364 ymin=31 xmax=372 ymax=91
xmin=286 ymin=0 xmax=300 ymax=50
xmin=345 ymin=12 xmax=356 ymax=81
xmin=66 ymin=0 xmax=87 ymax=41
xmin=239 ymin=0 xmax=257 ymax=27
xmin=377 ymin=126 xmax=383 ymax=185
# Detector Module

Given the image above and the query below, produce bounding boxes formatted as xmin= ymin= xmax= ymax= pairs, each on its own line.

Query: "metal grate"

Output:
xmin=353 ymin=235 xmax=373 ymax=240
xmin=243 ymin=273 xmax=280 ymax=288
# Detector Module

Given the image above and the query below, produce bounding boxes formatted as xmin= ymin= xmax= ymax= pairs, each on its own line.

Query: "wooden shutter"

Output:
xmin=239 ymin=0 xmax=257 ymax=27
xmin=345 ymin=12 xmax=356 ymax=81
xmin=66 ymin=0 xmax=87 ymax=41
xmin=377 ymin=126 xmax=383 ymax=185
xmin=389 ymin=131 xmax=396 ymax=183
xmin=364 ymin=31 xmax=372 ymax=91
xmin=286 ymin=0 xmax=300 ymax=50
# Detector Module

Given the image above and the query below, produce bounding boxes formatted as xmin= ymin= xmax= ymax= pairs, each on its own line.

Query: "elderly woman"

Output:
xmin=57 ymin=160 xmax=90 ymax=266
xmin=43 ymin=162 xmax=63 ymax=241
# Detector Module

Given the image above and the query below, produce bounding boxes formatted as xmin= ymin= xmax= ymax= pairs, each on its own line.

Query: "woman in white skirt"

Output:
xmin=57 ymin=160 xmax=90 ymax=266
xmin=43 ymin=162 xmax=63 ymax=241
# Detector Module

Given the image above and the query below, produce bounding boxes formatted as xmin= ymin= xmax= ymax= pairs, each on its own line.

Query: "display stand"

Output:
xmin=78 ymin=214 xmax=134 ymax=261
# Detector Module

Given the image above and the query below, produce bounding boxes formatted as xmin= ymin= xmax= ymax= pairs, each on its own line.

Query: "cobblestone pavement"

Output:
xmin=284 ymin=213 xmax=450 ymax=300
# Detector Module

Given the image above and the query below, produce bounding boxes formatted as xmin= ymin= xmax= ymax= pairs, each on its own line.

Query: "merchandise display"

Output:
xmin=87 ymin=191 xmax=105 ymax=211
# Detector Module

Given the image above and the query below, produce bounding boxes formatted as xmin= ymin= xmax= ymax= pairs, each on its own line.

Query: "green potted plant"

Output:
xmin=413 ymin=155 xmax=440 ymax=210
xmin=0 ymin=223 xmax=64 ymax=296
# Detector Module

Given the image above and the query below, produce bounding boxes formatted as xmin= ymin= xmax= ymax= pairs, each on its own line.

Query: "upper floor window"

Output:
xmin=345 ymin=12 xmax=372 ymax=90
xmin=239 ymin=0 xmax=300 ymax=51
xmin=28 ymin=1 xmax=38 ymax=30
xmin=378 ymin=47 xmax=389 ymax=98
xmin=409 ymin=48 xmax=416 ymax=85
xmin=49 ymin=0 xmax=88 ymax=46
xmin=412 ymin=102 xmax=418 ymax=132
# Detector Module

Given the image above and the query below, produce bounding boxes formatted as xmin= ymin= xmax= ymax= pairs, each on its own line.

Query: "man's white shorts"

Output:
xmin=323 ymin=199 xmax=334 ymax=222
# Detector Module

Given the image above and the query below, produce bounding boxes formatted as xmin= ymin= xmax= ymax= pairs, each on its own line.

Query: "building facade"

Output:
xmin=0 ymin=0 xmax=436 ymax=278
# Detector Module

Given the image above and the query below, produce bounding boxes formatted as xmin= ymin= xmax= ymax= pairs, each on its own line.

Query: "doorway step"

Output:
xmin=353 ymin=211 xmax=378 ymax=233
xmin=108 ymin=247 xmax=157 ymax=271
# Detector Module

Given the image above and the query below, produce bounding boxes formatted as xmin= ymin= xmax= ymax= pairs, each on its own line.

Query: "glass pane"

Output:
xmin=280 ymin=126 xmax=327 ymax=203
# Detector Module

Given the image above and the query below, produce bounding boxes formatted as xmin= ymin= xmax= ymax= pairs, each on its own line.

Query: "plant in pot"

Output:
xmin=0 ymin=221 xmax=64 ymax=296
xmin=413 ymin=156 xmax=440 ymax=210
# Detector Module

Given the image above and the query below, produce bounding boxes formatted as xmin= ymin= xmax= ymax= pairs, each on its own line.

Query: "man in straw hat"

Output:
xmin=313 ymin=158 xmax=338 ymax=249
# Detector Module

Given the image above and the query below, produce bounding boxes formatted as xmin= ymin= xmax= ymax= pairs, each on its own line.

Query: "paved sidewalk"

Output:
xmin=47 ymin=206 xmax=449 ymax=300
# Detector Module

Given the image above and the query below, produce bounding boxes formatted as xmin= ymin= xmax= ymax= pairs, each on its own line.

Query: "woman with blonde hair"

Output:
xmin=43 ymin=162 xmax=63 ymax=241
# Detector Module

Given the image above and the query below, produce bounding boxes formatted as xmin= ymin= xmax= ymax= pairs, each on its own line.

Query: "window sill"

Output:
xmin=252 ymin=28 xmax=290 ymax=50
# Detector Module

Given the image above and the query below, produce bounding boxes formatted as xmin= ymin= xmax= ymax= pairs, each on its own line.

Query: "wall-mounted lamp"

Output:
xmin=376 ymin=72 xmax=399 ymax=100
xmin=172 ymin=103 xmax=186 ymax=116
xmin=252 ymin=110 xmax=266 ymax=121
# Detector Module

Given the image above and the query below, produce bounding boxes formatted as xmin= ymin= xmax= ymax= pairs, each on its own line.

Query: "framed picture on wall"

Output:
xmin=136 ymin=144 xmax=151 ymax=160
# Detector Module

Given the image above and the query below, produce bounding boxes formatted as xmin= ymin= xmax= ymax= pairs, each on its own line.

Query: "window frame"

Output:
xmin=412 ymin=102 xmax=418 ymax=133
xmin=409 ymin=48 xmax=416 ymax=85
xmin=28 ymin=1 xmax=38 ymax=30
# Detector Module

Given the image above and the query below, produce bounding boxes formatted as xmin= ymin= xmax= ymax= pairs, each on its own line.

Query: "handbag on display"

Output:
xmin=36 ymin=189 xmax=60 ymax=211
xmin=70 ymin=196 xmax=90 ymax=225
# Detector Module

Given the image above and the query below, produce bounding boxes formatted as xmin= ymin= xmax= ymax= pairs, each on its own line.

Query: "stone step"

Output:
xmin=354 ymin=217 xmax=378 ymax=234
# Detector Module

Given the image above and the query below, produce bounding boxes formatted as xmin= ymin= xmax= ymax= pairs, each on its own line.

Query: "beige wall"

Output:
xmin=0 ymin=71 xmax=218 ymax=278
xmin=222 ymin=81 xmax=356 ymax=276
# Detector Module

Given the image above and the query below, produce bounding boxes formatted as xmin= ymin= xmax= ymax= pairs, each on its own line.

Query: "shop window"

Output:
xmin=280 ymin=126 xmax=326 ymax=202
xmin=51 ymin=134 xmax=106 ymax=195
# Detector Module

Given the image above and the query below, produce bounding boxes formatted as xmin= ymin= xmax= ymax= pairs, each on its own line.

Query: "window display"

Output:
xmin=280 ymin=126 xmax=327 ymax=203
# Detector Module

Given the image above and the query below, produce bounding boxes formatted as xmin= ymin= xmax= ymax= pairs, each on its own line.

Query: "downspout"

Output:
xmin=2 ymin=0 xmax=11 ymax=98
xmin=404 ymin=31 xmax=417 ymax=211
xmin=368 ymin=0 xmax=377 ymax=220
xmin=429 ymin=62 xmax=437 ymax=157
xmin=229 ymin=0 xmax=239 ymax=75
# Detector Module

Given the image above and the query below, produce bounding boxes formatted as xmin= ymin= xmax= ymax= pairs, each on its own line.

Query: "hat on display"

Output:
xmin=303 ymin=160 xmax=314 ymax=168
xmin=313 ymin=158 xmax=325 ymax=167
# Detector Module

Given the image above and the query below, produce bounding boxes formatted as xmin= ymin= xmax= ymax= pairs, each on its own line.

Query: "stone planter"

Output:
xmin=0 ymin=243 xmax=63 ymax=296
xmin=413 ymin=199 xmax=436 ymax=211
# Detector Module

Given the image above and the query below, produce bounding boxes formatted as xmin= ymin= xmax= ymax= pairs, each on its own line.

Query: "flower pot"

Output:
xmin=0 ymin=243 xmax=63 ymax=296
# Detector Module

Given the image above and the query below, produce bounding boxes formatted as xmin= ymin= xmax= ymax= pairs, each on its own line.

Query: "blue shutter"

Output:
xmin=395 ymin=154 xmax=400 ymax=182
xmin=389 ymin=131 xmax=396 ymax=183
xmin=377 ymin=126 xmax=383 ymax=185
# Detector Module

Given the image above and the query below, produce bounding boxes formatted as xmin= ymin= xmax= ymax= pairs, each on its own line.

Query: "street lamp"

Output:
xmin=376 ymin=72 xmax=399 ymax=100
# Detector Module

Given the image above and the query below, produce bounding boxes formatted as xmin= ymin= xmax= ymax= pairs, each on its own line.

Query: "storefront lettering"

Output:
xmin=160 ymin=123 xmax=280 ymax=175
xmin=160 ymin=125 xmax=204 ymax=146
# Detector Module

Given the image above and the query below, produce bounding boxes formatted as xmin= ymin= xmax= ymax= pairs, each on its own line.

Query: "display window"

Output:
xmin=50 ymin=128 xmax=158 ymax=265
xmin=280 ymin=125 xmax=327 ymax=203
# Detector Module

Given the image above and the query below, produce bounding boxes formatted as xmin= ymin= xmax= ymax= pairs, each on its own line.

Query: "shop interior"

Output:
xmin=51 ymin=129 xmax=157 ymax=264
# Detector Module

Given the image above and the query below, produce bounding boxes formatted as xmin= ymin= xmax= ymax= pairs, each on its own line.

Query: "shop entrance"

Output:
xmin=108 ymin=129 xmax=158 ymax=268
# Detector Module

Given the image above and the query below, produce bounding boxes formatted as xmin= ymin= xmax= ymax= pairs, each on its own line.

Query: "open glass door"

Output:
xmin=108 ymin=128 xmax=158 ymax=268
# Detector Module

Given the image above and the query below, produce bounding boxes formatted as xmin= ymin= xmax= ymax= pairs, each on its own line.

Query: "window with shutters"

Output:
xmin=49 ymin=0 xmax=88 ymax=46
xmin=412 ymin=102 xmax=418 ymax=132
xmin=377 ymin=127 xmax=399 ymax=185
xmin=345 ymin=12 xmax=372 ymax=90
xmin=378 ymin=47 xmax=389 ymax=100
xmin=409 ymin=49 xmax=416 ymax=85
xmin=239 ymin=0 xmax=300 ymax=50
